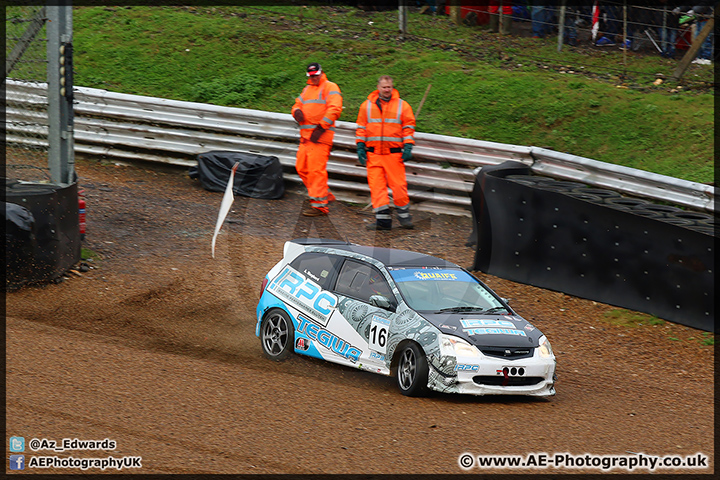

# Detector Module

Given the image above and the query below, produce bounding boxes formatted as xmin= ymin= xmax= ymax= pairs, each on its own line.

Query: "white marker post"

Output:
xmin=211 ymin=162 xmax=239 ymax=258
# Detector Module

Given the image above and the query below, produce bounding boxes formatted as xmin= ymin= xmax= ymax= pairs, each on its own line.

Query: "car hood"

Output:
xmin=419 ymin=312 xmax=543 ymax=347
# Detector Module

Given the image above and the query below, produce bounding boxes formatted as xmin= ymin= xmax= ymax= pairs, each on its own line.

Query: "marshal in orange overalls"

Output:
xmin=291 ymin=65 xmax=343 ymax=215
xmin=356 ymin=82 xmax=416 ymax=229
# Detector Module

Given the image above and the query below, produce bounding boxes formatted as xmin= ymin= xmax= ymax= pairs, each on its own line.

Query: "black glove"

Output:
xmin=310 ymin=126 xmax=325 ymax=143
xmin=401 ymin=143 xmax=413 ymax=162
xmin=357 ymin=142 xmax=367 ymax=166
xmin=293 ymin=109 xmax=305 ymax=122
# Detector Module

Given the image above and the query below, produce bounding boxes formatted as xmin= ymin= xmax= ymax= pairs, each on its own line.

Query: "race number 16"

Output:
xmin=369 ymin=316 xmax=390 ymax=354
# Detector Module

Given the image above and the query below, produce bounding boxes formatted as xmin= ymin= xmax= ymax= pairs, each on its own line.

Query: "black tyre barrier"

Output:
xmin=634 ymin=203 xmax=682 ymax=216
xmin=571 ymin=187 xmax=622 ymax=199
xmin=603 ymin=197 xmax=649 ymax=211
xmin=471 ymin=161 xmax=713 ymax=332
xmin=687 ymin=225 xmax=717 ymax=237
xmin=631 ymin=209 xmax=665 ymax=219
xmin=505 ymin=174 xmax=554 ymax=186
xmin=539 ymin=180 xmax=588 ymax=192
xmin=672 ymin=211 xmax=714 ymax=223
xmin=565 ymin=192 xmax=605 ymax=204
xmin=4 ymin=181 xmax=81 ymax=290
xmin=659 ymin=217 xmax=696 ymax=227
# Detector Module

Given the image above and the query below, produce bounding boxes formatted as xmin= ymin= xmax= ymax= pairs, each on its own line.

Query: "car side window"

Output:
xmin=335 ymin=259 xmax=394 ymax=304
xmin=289 ymin=253 xmax=341 ymax=290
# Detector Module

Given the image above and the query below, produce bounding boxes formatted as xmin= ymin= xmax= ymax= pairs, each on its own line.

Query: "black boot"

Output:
xmin=366 ymin=208 xmax=392 ymax=230
xmin=396 ymin=205 xmax=414 ymax=229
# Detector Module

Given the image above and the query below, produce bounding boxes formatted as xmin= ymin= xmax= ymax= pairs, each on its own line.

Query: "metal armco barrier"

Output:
xmin=472 ymin=162 xmax=714 ymax=332
xmin=6 ymin=79 xmax=716 ymax=217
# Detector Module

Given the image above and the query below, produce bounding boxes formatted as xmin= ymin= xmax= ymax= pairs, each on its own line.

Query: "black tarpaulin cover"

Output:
xmin=189 ymin=151 xmax=285 ymax=199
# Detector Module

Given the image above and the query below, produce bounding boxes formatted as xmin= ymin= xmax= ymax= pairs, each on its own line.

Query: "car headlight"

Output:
xmin=538 ymin=335 xmax=554 ymax=358
xmin=439 ymin=334 xmax=481 ymax=358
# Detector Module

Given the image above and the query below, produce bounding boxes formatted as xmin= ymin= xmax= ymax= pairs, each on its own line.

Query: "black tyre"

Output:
xmin=505 ymin=175 xmax=548 ymax=186
xmin=631 ymin=209 xmax=664 ymax=219
xmin=396 ymin=343 xmax=429 ymax=397
xmin=542 ymin=180 xmax=587 ymax=191
xmin=565 ymin=192 xmax=604 ymax=204
xmin=260 ymin=309 xmax=294 ymax=361
xmin=633 ymin=203 xmax=681 ymax=216
xmin=571 ymin=187 xmax=621 ymax=199
xmin=672 ymin=211 xmax=713 ymax=223
xmin=604 ymin=197 xmax=648 ymax=211
xmin=660 ymin=217 xmax=695 ymax=227
xmin=688 ymin=225 xmax=717 ymax=237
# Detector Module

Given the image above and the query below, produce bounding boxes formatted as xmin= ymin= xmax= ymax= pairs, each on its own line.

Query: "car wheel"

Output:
xmin=396 ymin=343 xmax=429 ymax=397
xmin=260 ymin=309 xmax=294 ymax=361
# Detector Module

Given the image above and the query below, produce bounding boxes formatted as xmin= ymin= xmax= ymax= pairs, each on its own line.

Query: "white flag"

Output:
xmin=211 ymin=162 xmax=239 ymax=259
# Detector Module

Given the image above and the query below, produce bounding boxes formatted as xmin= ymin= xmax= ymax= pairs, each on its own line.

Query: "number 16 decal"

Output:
xmin=369 ymin=315 xmax=390 ymax=354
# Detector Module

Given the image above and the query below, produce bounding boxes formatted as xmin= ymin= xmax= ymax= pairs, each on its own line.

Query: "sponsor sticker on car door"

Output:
xmin=267 ymin=265 xmax=338 ymax=327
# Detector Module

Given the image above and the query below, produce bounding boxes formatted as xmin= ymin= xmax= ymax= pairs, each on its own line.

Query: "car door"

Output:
xmin=330 ymin=258 xmax=398 ymax=374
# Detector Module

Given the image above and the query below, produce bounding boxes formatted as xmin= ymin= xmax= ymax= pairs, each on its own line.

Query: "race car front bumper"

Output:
xmin=429 ymin=355 xmax=556 ymax=397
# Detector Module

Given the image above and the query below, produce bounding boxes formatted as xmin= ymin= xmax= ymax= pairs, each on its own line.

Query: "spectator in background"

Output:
xmin=658 ymin=0 xmax=682 ymax=58
xmin=531 ymin=2 xmax=555 ymax=39
xmin=595 ymin=1 xmax=622 ymax=46
xmin=678 ymin=2 xmax=715 ymax=63
xmin=620 ymin=4 xmax=643 ymax=51
xmin=563 ymin=5 xmax=583 ymax=46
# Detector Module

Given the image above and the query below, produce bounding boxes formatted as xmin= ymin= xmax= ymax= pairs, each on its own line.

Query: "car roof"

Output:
xmin=290 ymin=238 xmax=459 ymax=268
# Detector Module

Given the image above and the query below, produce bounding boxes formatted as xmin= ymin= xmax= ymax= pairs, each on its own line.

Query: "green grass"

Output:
xmin=602 ymin=309 xmax=664 ymax=328
xmin=602 ymin=309 xmax=714 ymax=346
xmin=80 ymin=247 xmax=101 ymax=262
xmin=65 ymin=4 xmax=715 ymax=184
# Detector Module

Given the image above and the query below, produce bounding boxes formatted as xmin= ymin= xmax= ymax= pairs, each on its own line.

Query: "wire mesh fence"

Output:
xmin=5 ymin=5 xmax=51 ymax=183
xmin=285 ymin=1 xmax=715 ymax=85
xmin=465 ymin=1 xmax=716 ymax=61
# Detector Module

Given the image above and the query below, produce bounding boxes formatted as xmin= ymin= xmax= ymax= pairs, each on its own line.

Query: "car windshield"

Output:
xmin=388 ymin=268 xmax=506 ymax=312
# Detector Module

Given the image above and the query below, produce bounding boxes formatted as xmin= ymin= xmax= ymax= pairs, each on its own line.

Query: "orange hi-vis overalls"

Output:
xmin=355 ymin=88 xmax=415 ymax=214
xmin=291 ymin=73 xmax=343 ymax=212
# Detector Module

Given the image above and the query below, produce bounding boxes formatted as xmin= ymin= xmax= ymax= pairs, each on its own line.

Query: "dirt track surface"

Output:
xmin=5 ymin=157 xmax=714 ymax=475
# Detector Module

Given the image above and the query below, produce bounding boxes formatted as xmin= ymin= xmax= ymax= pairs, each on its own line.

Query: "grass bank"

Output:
xmin=71 ymin=4 xmax=714 ymax=184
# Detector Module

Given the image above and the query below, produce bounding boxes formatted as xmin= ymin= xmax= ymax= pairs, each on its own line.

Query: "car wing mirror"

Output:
xmin=369 ymin=295 xmax=395 ymax=312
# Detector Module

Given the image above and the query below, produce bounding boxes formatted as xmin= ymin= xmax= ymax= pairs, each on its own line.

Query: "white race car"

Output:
xmin=256 ymin=239 xmax=556 ymax=397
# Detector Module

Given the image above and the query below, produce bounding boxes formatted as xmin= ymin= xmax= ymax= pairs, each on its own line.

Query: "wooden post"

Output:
xmin=671 ymin=17 xmax=714 ymax=81
xmin=622 ymin=2 xmax=627 ymax=74
xmin=557 ymin=3 xmax=566 ymax=52
xmin=399 ymin=2 xmax=408 ymax=37
xmin=449 ymin=0 xmax=462 ymax=26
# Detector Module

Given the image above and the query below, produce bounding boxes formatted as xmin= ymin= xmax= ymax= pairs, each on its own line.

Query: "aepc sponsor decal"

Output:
xmin=296 ymin=314 xmax=363 ymax=363
xmin=267 ymin=266 xmax=337 ymax=326
xmin=460 ymin=318 xmax=527 ymax=337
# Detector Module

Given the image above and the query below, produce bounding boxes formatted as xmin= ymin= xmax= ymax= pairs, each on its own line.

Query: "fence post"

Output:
xmin=46 ymin=2 xmax=75 ymax=186
xmin=449 ymin=0 xmax=461 ymax=25
xmin=399 ymin=1 xmax=408 ymax=36
xmin=671 ymin=16 xmax=715 ymax=81
xmin=557 ymin=2 xmax=566 ymax=52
